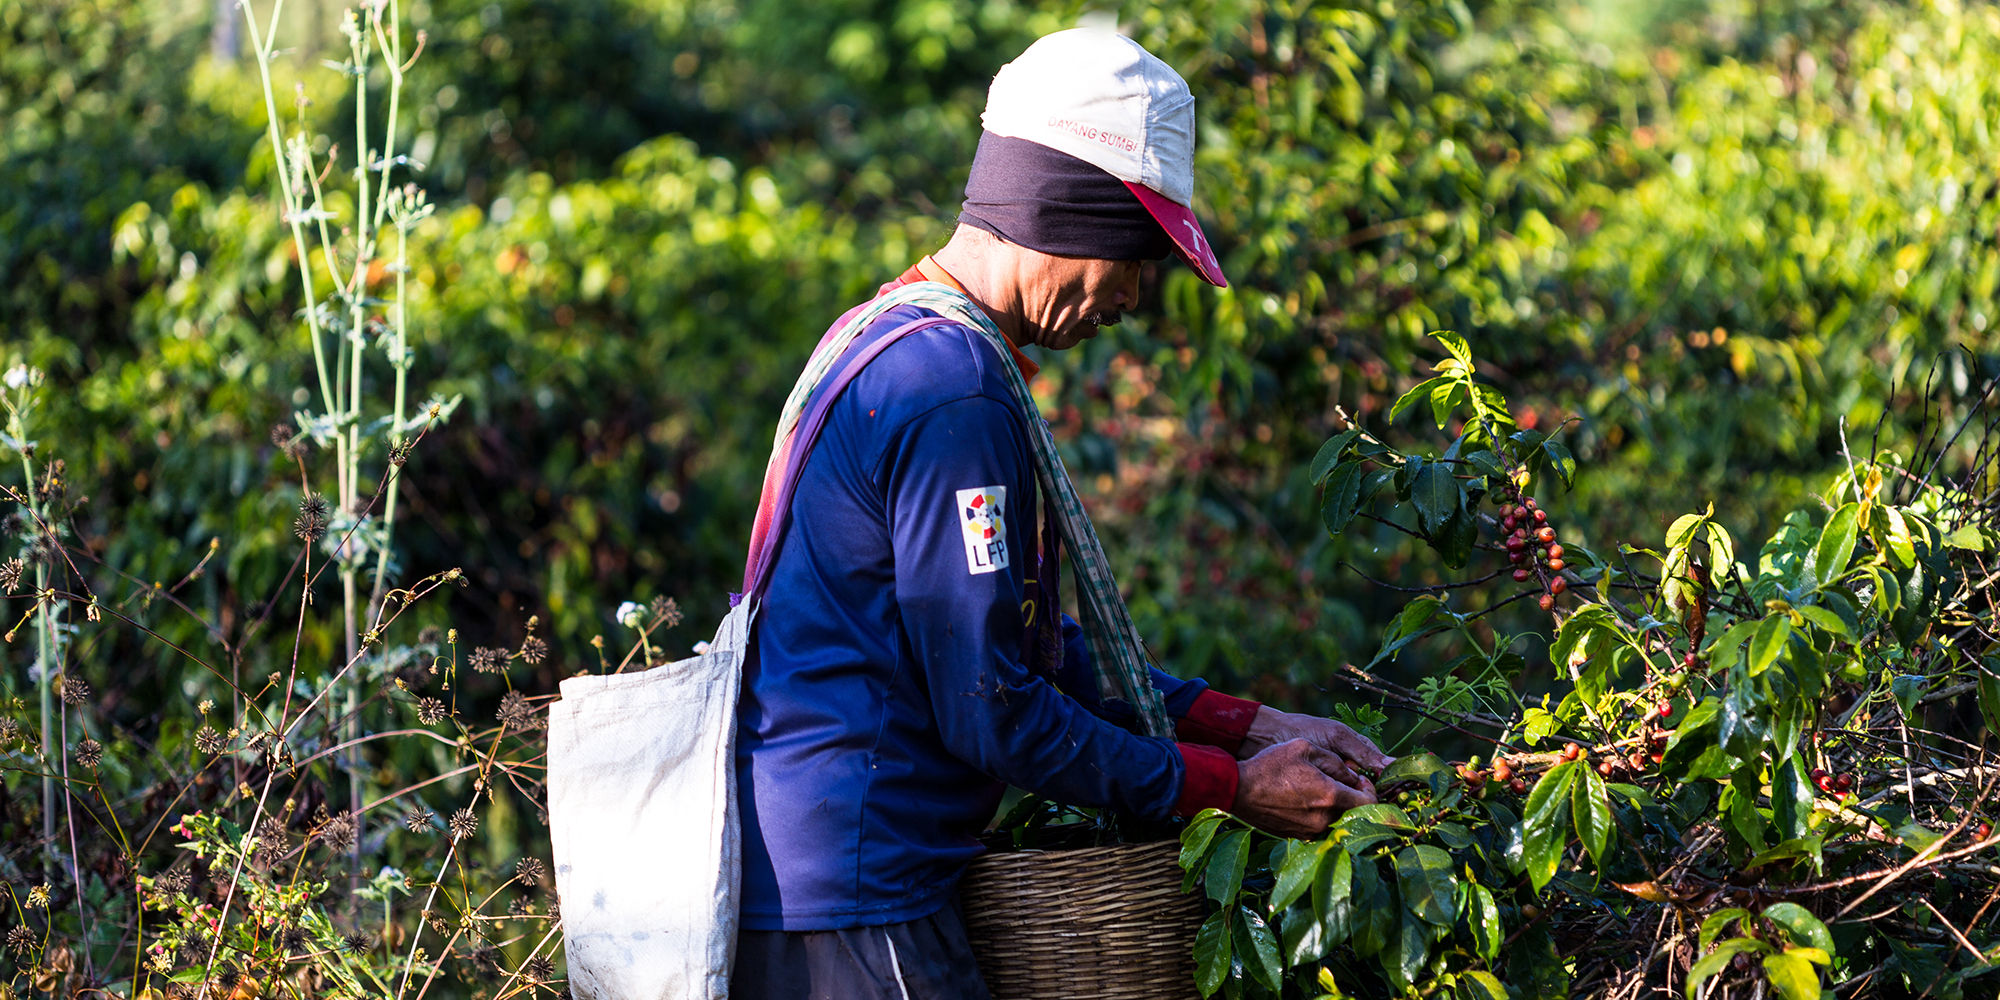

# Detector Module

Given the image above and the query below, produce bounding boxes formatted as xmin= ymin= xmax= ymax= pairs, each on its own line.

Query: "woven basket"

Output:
xmin=958 ymin=840 xmax=1203 ymax=1000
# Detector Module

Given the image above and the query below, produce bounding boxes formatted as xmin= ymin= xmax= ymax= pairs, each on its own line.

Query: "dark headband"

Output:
xmin=957 ymin=131 xmax=1174 ymax=262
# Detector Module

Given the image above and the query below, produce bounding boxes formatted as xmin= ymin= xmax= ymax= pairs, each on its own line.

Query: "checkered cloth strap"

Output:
xmin=758 ymin=282 xmax=1173 ymax=739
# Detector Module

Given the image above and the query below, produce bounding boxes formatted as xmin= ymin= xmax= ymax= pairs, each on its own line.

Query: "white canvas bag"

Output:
xmin=548 ymin=602 xmax=751 ymax=1000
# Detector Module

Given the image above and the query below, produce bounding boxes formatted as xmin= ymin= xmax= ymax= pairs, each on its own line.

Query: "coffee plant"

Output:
xmin=1181 ymin=333 xmax=2000 ymax=999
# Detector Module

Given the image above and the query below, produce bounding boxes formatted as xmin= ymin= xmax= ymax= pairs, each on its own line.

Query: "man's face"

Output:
xmin=1019 ymin=256 xmax=1145 ymax=350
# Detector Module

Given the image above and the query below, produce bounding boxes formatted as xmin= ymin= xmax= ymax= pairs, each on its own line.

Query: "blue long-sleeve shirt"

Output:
xmin=735 ymin=301 xmax=1242 ymax=931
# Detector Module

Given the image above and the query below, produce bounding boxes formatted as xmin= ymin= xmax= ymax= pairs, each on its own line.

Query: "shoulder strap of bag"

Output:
xmin=750 ymin=281 xmax=1173 ymax=739
xmin=741 ymin=314 xmax=960 ymax=605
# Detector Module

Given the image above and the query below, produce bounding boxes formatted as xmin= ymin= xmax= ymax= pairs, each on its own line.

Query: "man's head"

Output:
xmin=934 ymin=27 xmax=1225 ymax=350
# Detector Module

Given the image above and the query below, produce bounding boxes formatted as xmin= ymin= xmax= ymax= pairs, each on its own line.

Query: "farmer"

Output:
xmin=733 ymin=28 xmax=1390 ymax=999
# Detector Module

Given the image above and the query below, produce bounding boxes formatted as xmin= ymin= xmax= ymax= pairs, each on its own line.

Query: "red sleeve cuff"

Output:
xmin=1176 ymin=689 xmax=1263 ymax=756
xmin=1173 ymin=743 xmax=1240 ymax=817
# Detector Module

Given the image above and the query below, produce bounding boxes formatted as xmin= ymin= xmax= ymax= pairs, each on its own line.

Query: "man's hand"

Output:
xmin=1231 ymin=738 xmax=1377 ymax=837
xmin=1239 ymin=705 xmax=1394 ymax=774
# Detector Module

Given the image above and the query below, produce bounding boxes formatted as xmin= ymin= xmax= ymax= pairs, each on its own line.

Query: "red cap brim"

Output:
xmin=1125 ymin=181 xmax=1227 ymax=287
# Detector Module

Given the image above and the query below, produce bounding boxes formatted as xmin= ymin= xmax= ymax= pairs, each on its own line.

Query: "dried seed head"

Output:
xmin=650 ymin=596 xmax=683 ymax=628
xmin=5 ymin=925 xmax=34 ymax=953
xmin=416 ymin=697 xmax=447 ymax=725
xmin=73 ymin=738 xmax=103 ymax=770
xmin=317 ymin=811 xmax=358 ymax=853
xmin=342 ymin=932 xmax=373 ymax=954
xmin=519 ymin=636 xmax=548 ymax=665
xmin=156 ymin=868 xmax=191 ymax=894
xmin=0 ymin=557 xmax=23 ymax=594
xmin=282 ymin=927 xmax=309 ymax=954
xmin=515 ymin=856 xmax=545 ymax=885
xmin=389 ymin=441 xmax=413 ymax=467
xmin=469 ymin=646 xmax=508 ymax=674
xmin=497 ymin=691 xmax=533 ymax=731
xmin=402 ymin=807 xmax=435 ymax=833
xmin=523 ymin=955 xmax=556 ymax=983
xmin=508 ymin=897 xmax=533 ymax=917
xmin=449 ymin=807 xmax=479 ymax=841
xmin=0 ymin=717 xmax=19 ymax=745
xmin=195 ymin=726 xmax=227 ymax=754
xmin=58 ymin=675 xmax=88 ymax=706
xmin=294 ymin=492 xmax=331 ymax=542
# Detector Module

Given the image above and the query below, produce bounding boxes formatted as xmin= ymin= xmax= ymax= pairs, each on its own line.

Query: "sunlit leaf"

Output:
xmin=1762 ymin=902 xmax=1834 ymax=954
xmin=1572 ymin=763 xmax=1613 ymax=868
xmin=1761 ymin=950 xmax=1824 ymax=1000
xmin=1814 ymin=502 xmax=1859 ymax=587
xmin=1522 ymin=759 xmax=1576 ymax=891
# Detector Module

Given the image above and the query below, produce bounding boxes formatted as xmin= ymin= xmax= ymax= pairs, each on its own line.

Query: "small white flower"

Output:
xmin=3 ymin=365 xmax=42 ymax=390
xmin=616 ymin=602 xmax=645 ymax=629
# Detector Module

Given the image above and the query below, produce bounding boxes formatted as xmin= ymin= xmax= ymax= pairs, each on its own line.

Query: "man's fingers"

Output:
xmin=1328 ymin=777 xmax=1377 ymax=812
xmin=1299 ymin=741 xmax=1361 ymax=785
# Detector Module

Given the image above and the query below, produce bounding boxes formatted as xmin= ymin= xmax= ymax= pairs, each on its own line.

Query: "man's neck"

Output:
xmin=929 ymin=237 xmax=1028 ymax=350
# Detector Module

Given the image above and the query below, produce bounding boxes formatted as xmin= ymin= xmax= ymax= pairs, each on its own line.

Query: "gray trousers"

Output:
xmin=731 ymin=895 xmax=992 ymax=1000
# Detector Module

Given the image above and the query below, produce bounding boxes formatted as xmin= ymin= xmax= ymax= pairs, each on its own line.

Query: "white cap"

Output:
xmin=981 ymin=28 xmax=1227 ymax=287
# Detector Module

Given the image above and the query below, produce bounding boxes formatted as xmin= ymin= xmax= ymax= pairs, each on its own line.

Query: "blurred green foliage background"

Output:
xmin=6 ymin=0 xmax=1998 ymax=744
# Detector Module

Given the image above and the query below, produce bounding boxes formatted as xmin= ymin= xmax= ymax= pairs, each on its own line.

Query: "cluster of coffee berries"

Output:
xmin=1458 ymin=754 xmax=1529 ymax=795
xmin=1810 ymin=767 xmax=1856 ymax=796
xmin=1494 ymin=490 xmax=1568 ymax=611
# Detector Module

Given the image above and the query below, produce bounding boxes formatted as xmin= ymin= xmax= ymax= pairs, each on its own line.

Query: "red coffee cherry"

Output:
xmin=1502 ymin=515 xmax=1518 ymax=531
xmin=1546 ymin=558 xmax=1567 ymax=572
xmin=1536 ymin=526 xmax=1557 ymax=543
xmin=1538 ymin=594 xmax=1555 ymax=611
xmin=1549 ymin=577 xmax=1569 ymax=596
xmin=1545 ymin=543 xmax=1564 ymax=559
xmin=1532 ymin=509 xmax=1548 ymax=524
xmin=1513 ymin=568 xmax=1532 ymax=583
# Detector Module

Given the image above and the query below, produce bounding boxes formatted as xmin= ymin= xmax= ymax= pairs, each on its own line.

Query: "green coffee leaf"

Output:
xmin=1206 ymin=829 xmax=1250 ymax=905
xmin=1749 ymin=615 xmax=1791 ymax=676
xmin=1761 ymin=902 xmax=1834 ymax=953
xmin=1573 ymin=763 xmax=1613 ymax=868
xmin=1277 ymin=901 xmax=1325 ymax=967
xmin=1313 ymin=847 xmax=1354 ymax=945
xmin=1770 ymin=756 xmax=1813 ymax=843
xmin=1234 ymin=906 xmax=1283 ymax=992
xmin=1269 ymin=839 xmax=1324 ymax=915
xmin=1522 ymin=759 xmax=1577 ymax=891
xmin=1761 ymin=950 xmax=1824 ymax=1000
xmin=1179 ymin=812 xmax=1227 ymax=871
xmin=1395 ymin=844 xmax=1458 ymax=927
xmin=1814 ymin=502 xmax=1859 ymax=586
xmin=1685 ymin=937 xmax=1770 ymax=999
xmin=1390 ymin=375 xmax=1452 ymax=424
xmin=1320 ymin=461 xmax=1368 ymax=536
xmin=1543 ymin=439 xmax=1576 ymax=489
xmin=1698 ymin=908 xmax=1749 ymax=950
xmin=1881 ymin=506 xmax=1916 ymax=568
xmin=1455 ymin=970 xmax=1509 ymax=1000
xmin=1194 ymin=909 xmax=1232 ymax=998
xmin=1795 ymin=603 xmax=1848 ymax=637
xmin=1308 ymin=428 xmax=1361 ymax=485
xmin=1467 ymin=881 xmax=1502 ymax=961
xmin=1410 ymin=460 xmax=1464 ymax=535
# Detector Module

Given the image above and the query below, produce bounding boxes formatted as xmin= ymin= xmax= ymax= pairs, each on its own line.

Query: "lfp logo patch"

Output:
xmin=955 ymin=486 xmax=1010 ymax=575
